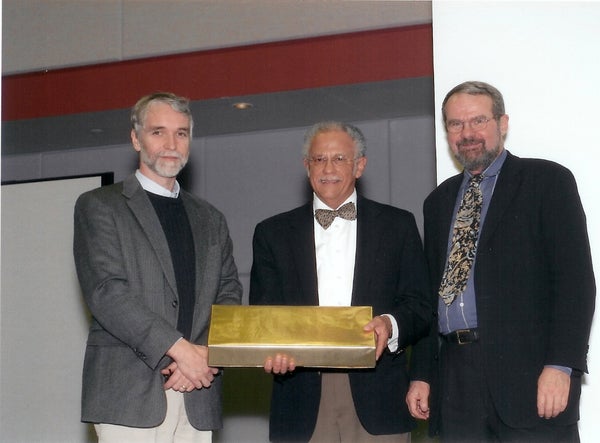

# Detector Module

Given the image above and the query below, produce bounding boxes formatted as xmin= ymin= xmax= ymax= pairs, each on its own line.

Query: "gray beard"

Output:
xmin=140 ymin=150 xmax=187 ymax=178
xmin=455 ymin=144 xmax=500 ymax=173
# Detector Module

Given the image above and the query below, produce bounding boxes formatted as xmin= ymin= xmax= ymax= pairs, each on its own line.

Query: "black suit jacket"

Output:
xmin=249 ymin=195 xmax=432 ymax=441
xmin=410 ymin=151 xmax=595 ymax=433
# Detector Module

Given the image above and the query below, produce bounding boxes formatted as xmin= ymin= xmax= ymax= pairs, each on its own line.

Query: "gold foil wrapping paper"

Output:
xmin=208 ymin=305 xmax=376 ymax=368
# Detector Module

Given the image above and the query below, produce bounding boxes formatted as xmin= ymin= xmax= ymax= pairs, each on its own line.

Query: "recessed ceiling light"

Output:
xmin=232 ymin=102 xmax=254 ymax=110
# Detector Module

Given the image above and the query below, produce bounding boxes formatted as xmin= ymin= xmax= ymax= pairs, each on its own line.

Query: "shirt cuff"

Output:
xmin=545 ymin=364 xmax=572 ymax=376
xmin=382 ymin=314 xmax=399 ymax=352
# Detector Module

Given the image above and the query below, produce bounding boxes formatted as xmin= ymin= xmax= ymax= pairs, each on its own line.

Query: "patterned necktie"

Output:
xmin=314 ymin=202 xmax=357 ymax=229
xmin=439 ymin=174 xmax=484 ymax=306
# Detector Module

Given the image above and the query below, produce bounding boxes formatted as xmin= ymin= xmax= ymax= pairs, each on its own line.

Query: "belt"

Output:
xmin=441 ymin=328 xmax=479 ymax=344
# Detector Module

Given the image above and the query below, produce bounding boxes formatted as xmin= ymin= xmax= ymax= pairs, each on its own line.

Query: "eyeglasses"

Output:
xmin=307 ymin=154 xmax=357 ymax=167
xmin=446 ymin=116 xmax=495 ymax=133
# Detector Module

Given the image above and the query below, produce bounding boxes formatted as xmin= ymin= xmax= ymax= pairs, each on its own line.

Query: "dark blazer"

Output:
xmin=73 ymin=174 xmax=242 ymax=430
xmin=410 ymin=151 xmax=595 ymax=433
xmin=249 ymin=194 xmax=432 ymax=441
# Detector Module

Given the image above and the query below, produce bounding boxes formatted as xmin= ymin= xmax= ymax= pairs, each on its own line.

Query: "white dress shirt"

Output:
xmin=312 ymin=190 xmax=399 ymax=351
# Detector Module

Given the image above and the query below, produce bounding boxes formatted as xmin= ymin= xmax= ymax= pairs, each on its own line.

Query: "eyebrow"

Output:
xmin=311 ymin=153 xmax=349 ymax=157
xmin=448 ymin=114 xmax=490 ymax=121
xmin=145 ymin=125 xmax=190 ymax=132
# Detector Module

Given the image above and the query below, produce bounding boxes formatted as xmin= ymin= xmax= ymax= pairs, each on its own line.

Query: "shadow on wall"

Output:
xmin=214 ymin=368 xmax=272 ymax=442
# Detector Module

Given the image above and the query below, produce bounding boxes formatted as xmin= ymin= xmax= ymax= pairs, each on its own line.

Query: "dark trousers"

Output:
xmin=439 ymin=340 xmax=579 ymax=443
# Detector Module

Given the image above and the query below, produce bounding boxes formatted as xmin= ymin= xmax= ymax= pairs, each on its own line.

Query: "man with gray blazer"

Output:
xmin=73 ymin=92 xmax=242 ymax=442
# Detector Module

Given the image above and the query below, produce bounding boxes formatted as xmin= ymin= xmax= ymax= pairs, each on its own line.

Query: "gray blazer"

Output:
xmin=73 ymin=174 xmax=242 ymax=430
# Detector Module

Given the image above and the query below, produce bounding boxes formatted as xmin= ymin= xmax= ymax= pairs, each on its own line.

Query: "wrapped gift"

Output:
xmin=208 ymin=305 xmax=376 ymax=368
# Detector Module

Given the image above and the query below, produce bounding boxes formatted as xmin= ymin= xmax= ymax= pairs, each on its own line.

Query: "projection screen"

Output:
xmin=1 ymin=173 xmax=112 ymax=443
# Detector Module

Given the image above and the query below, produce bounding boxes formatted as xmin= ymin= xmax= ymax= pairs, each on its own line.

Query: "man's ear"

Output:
xmin=499 ymin=114 xmax=509 ymax=139
xmin=303 ymin=158 xmax=311 ymax=177
xmin=131 ymin=129 xmax=141 ymax=152
xmin=354 ymin=156 xmax=367 ymax=179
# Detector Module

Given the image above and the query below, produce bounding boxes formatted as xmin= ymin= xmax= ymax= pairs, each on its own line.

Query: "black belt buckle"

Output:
xmin=456 ymin=329 xmax=472 ymax=345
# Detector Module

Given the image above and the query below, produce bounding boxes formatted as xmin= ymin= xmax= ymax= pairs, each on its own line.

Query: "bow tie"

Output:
xmin=314 ymin=202 xmax=357 ymax=229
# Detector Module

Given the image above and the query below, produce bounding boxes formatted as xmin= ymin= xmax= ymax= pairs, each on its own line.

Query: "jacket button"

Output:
xmin=172 ymin=300 xmax=178 ymax=308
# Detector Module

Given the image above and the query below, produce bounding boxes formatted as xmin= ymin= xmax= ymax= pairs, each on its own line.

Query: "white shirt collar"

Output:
xmin=312 ymin=189 xmax=357 ymax=212
xmin=135 ymin=170 xmax=180 ymax=198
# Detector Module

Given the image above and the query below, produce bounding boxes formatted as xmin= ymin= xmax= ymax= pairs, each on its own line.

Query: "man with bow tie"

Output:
xmin=249 ymin=121 xmax=432 ymax=442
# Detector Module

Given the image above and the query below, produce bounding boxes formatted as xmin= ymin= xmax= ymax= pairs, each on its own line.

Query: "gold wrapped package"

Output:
xmin=208 ymin=305 xmax=376 ymax=368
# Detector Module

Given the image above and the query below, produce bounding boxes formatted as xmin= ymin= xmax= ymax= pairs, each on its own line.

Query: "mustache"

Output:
xmin=157 ymin=151 xmax=185 ymax=160
xmin=457 ymin=138 xmax=485 ymax=148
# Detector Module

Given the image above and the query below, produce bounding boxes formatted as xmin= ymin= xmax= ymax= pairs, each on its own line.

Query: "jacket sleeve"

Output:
xmin=213 ymin=209 xmax=244 ymax=307
xmin=540 ymin=165 xmax=595 ymax=372
xmin=388 ymin=212 xmax=434 ymax=351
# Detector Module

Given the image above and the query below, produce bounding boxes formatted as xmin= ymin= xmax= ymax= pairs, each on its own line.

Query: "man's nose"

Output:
xmin=322 ymin=157 xmax=336 ymax=172
xmin=164 ymin=133 xmax=178 ymax=150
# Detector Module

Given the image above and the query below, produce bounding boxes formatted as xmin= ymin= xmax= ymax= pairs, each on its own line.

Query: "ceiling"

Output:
xmin=2 ymin=1 xmax=432 ymax=76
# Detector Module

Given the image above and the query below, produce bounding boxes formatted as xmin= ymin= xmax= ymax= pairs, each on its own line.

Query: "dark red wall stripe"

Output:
xmin=2 ymin=24 xmax=432 ymax=121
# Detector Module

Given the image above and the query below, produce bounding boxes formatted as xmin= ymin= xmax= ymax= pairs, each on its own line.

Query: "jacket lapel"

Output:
xmin=180 ymin=193 xmax=209 ymax=300
xmin=351 ymin=196 xmax=381 ymax=305
xmin=289 ymin=204 xmax=319 ymax=305
xmin=438 ymin=178 xmax=461 ymax=238
xmin=122 ymin=175 xmax=179 ymax=298
xmin=478 ymin=152 xmax=523 ymax=248
xmin=432 ymin=175 xmax=462 ymax=277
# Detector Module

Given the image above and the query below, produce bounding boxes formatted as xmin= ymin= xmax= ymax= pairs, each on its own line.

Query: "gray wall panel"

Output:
xmin=1 ymin=153 xmax=43 ymax=183
xmin=353 ymin=120 xmax=392 ymax=202
xmin=390 ymin=116 xmax=436 ymax=234
xmin=202 ymin=128 xmax=308 ymax=280
xmin=40 ymin=144 xmax=138 ymax=183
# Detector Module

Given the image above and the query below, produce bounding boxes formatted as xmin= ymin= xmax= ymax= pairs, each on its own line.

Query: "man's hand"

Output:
xmin=263 ymin=353 xmax=296 ymax=375
xmin=537 ymin=367 xmax=570 ymax=419
xmin=406 ymin=380 xmax=431 ymax=419
xmin=165 ymin=339 xmax=219 ymax=390
xmin=363 ymin=315 xmax=392 ymax=360
xmin=161 ymin=362 xmax=195 ymax=392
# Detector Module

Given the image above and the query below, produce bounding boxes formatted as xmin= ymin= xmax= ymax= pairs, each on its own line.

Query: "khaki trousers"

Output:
xmin=94 ymin=389 xmax=212 ymax=443
xmin=309 ymin=373 xmax=410 ymax=443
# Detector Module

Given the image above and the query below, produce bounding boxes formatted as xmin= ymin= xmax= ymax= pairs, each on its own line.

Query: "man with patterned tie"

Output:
xmin=406 ymin=81 xmax=595 ymax=442
xmin=249 ymin=121 xmax=432 ymax=442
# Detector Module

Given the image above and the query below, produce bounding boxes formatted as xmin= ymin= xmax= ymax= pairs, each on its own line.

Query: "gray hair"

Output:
xmin=131 ymin=92 xmax=194 ymax=137
xmin=442 ymin=81 xmax=505 ymax=123
xmin=302 ymin=121 xmax=367 ymax=159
